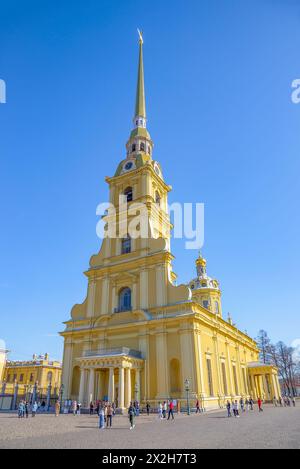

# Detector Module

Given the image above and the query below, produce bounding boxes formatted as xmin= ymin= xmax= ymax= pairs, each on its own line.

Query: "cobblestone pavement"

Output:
xmin=0 ymin=404 xmax=299 ymax=449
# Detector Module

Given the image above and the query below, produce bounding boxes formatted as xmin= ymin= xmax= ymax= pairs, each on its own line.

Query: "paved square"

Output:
xmin=0 ymin=404 xmax=299 ymax=449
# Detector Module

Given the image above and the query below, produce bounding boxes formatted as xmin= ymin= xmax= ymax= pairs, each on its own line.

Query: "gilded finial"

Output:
xmin=137 ymin=28 xmax=143 ymax=44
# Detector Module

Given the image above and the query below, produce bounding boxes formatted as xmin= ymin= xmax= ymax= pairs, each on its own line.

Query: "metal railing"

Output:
xmin=114 ymin=306 xmax=133 ymax=313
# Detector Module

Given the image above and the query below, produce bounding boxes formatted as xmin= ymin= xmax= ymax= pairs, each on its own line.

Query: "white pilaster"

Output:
xmin=140 ymin=269 xmax=148 ymax=309
xmin=119 ymin=367 xmax=125 ymax=409
xmin=125 ymin=368 xmax=132 ymax=407
xmin=87 ymin=279 xmax=96 ymax=318
xmin=135 ymin=369 xmax=141 ymax=402
xmin=88 ymin=368 xmax=95 ymax=403
xmin=78 ymin=368 xmax=86 ymax=404
xmin=101 ymin=276 xmax=110 ymax=315
xmin=108 ymin=368 xmax=115 ymax=403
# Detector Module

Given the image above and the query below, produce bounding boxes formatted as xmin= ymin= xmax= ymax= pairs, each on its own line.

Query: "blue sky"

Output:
xmin=1 ymin=0 xmax=300 ymax=361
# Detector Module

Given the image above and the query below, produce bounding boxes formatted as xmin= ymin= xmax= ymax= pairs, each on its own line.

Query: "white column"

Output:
xmin=125 ymin=368 xmax=132 ymax=407
xmin=196 ymin=331 xmax=205 ymax=396
xmin=119 ymin=367 xmax=125 ymax=409
xmin=213 ymin=335 xmax=222 ymax=397
xmin=87 ymin=279 xmax=96 ymax=318
xmin=156 ymin=264 xmax=166 ymax=307
xmin=111 ymin=284 xmax=117 ymax=313
xmin=108 ymin=368 xmax=115 ymax=403
xmin=61 ymin=341 xmax=73 ymax=398
xmin=78 ymin=368 xmax=86 ymax=404
xmin=101 ymin=276 xmax=110 ymax=315
xmin=225 ymin=342 xmax=234 ymax=396
xmin=132 ymin=281 xmax=137 ymax=311
xmin=135 ymin=369 xmax=141 ymax=402
xmin=156 ymin=331 xmax=169 ymax=398
xmin=140 ymin=269 xmax=148 ymax=309
xmin=88 ymin=368 xmax=95 ymax=403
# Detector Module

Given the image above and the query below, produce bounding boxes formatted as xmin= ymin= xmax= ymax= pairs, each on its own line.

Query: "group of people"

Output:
xmin=157 ymin=400 xmax=175 ymax=420
xmin=273 ymin=396 xmax=296 ymax=408
xmin=226 ymin=395 xmax=296 ymax=418
xmin=18 ymin=399 xmax=62 ymax=418
xmin=18 ymin=400 xmax=38 ymax=418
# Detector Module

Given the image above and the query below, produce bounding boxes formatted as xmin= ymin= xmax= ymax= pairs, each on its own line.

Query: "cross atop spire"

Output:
xmin=134 ymin=29 xmax=146 ymax=125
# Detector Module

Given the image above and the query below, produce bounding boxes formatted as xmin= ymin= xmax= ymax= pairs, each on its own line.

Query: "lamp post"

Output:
xmin=59 ymin=384 xmax=64 ymax=414
xmin=185 ymin=379 xmax=190 ymax=415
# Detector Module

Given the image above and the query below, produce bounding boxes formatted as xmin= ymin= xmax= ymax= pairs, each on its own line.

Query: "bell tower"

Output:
xmin=188 ymin=252 xmax=223 ymax=317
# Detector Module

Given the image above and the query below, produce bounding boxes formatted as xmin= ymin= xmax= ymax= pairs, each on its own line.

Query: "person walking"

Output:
xmin=233 ymin=400 xmax=239 ymax=418
xmin=226 ymin=400 xmax=231 ymax=417
xmin=41 ymin=400 xmax=46 ymax=412
xmin=72 ymin=400 xmax=77 ymax=416
xmin=240 ymin=398 xmax=245 ymax=413
xmin=18 ymin=401 xmax=25 ymax=418
xmin=25 ymin=401 xmax=29 ymax=418
xmin=167 ymin=400 xmax=174 ymax=420
xmin=158 ymin=402 xmax=163 ymax=419
xmin=98 ymin=405 xmax=105 ymax=429
xmin=106 ymin=404 xmax=113 ymax=428
xmin=146 ymin=402 xmax=150 ymax=416
xmin=77 ymin=402 xmax=81 ymax=415
xmin=245 ymin=398 xmax=250 ymax=411
xmin=257 ymin=398 xmax=263 ymax=412
xmin=292 ymin=397 xmax=296 ymax=407
xmin=128 ymin=402 xmax=136 ymax=430
xmin=89 ymin=401 xmax=94 ymax=415
xmin=195 ymin=399 xmax=200 ymax=414
xmin=249 ymin=397 xmax=254 ymax=410
xmin=32 ymin=401 xmax=38 ymax=417
xmin=273 ymin=397 xmax=278 ymax=407
xmin=162 ymin=401 xmax=167 ymax=419
xmin=55 ymin=400 xmax=60 ymax=417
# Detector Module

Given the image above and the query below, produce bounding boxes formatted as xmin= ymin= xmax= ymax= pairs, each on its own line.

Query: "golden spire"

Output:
xmin=135 ymin=29 xmax=146 ymax=120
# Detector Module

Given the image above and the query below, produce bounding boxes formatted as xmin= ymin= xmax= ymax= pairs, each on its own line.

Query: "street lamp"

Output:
xmin=59 ymin=384 xmax=64 ymax=414
xmin=185 ymin=378 xmax=190 ymax=415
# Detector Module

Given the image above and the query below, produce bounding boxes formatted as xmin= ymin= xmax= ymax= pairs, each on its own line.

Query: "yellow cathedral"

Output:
xmin=60 ymin=34 xmax=280 ymax=412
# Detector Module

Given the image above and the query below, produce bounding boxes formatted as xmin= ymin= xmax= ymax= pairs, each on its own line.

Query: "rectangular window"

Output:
xmin=19 ymin=374 xmax=24 ymax=382
xmin=221 ymin=362 xmax=228 ymax=396
xmin=30 ymin=373 xmax=34 ymax=382
xmin=232 ymin=365 xmax=239 ymax=395
xmin=13 ymin=374 xmax=17 ymax=382
xmin=206 ymin=358 xmax=214 ymax=397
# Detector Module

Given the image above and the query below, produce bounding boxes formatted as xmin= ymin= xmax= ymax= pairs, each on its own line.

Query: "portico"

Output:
xmin=76 ymin=348 xmax=144 ymax=411
xmin=247 ymin=362 xmax=280 ymax=401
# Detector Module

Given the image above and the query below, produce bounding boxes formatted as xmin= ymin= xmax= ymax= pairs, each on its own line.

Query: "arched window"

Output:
xmin=140 ymin=142 xmax=145 ymax=151
xmin=124 ymin=187 xmax=133 ymax=202
xmin=214 ymin=301 xmax=219 ymax=314
xmin=132 ymin=144 xmax=136 ymax=152
xmin=118 ymin=287 xmax=132 ymax=312
xmin=121 ymin=235 xmax=131 ymax=254
xmin=203 ymin=300 xmax=209 ymax=309
xmin=155 ymin=191 xmax=161 ymax=206
xmin=47 ymin=371 xmax=53 ymax=383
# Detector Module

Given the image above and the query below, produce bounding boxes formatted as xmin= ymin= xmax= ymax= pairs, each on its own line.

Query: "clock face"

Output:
xmin=124 ymin=161 xmax=133 ymax=171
